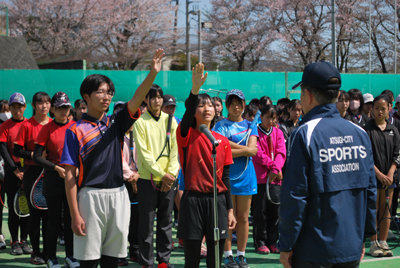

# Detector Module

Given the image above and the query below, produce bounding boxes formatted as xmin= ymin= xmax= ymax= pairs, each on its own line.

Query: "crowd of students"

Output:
xmin=0 ymin=58 xmax=399 ymax=268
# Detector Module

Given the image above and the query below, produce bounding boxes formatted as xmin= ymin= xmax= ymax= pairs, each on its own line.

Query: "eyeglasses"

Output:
xmin=95 ymin=90 xmax=114 ymax=98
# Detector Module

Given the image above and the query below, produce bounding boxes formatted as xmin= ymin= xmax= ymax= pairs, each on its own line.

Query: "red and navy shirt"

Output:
xmin=36 ymin=120 xmax=75 ymax=165
xmin=176 ymin=124 xmax=233 ymax=194
xmin=0 ymin=118 xmax=27 ymax=163
xmin=14 ymin=117 xmax=52 ymax=166
xmin=60 ymin=104 xmax=140 ymax=189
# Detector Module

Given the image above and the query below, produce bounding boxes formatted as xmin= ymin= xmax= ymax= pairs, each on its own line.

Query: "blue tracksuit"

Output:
xmin=278 ymin=103 xmax=377 ymax=264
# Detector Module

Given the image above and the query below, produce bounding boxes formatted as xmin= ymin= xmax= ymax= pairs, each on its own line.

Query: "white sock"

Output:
xmin=224 ymin=250 xmax=233 ymax=258
xmin=237 ymin=250 xmax=245 ymax=257
xmin=379 ymin=240 xmax=385 ymax=245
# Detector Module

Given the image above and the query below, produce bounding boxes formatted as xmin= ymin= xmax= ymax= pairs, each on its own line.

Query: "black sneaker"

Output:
xmin=10 ymin=241 xmax=23 ymax=255
xmin=118 ymin=257 xmax=129 ymax=266
xmin=223 ymin=255 xmax=239 ymax=268
xmin=21 ymin=240 xmax=33 ymax=254
xmin=235 ymin=255 xmax=249 ymax=268
xmin=31 ymin=252 xmax=46 ymax=265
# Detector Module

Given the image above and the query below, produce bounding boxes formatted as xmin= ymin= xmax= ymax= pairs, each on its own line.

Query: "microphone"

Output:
xmin=199 ymin=124 xmax=219 ymax=146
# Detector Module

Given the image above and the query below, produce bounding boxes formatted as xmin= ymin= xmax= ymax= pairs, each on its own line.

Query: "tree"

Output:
xmin=6 ymin=0 xmax=179 ymax=68
xmin=205 ymin=0 xmax=273 ymax=71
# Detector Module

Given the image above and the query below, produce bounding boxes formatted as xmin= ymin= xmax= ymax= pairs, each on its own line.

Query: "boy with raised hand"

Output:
xmin=132 ymin=84 xmax=180 ymax=268
xmin=61 ymin=49 xmax=165 ymax=268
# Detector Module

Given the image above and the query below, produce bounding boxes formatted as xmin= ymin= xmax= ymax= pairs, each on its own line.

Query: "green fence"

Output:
xmin=1 ymin=70 xmax=400 ymax=118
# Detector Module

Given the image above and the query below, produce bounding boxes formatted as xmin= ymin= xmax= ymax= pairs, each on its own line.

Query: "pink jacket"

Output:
xmin=122 ymin=135 xmax=138 ymax=180
xmin=253 ymin=126 xmax=286 ymax=185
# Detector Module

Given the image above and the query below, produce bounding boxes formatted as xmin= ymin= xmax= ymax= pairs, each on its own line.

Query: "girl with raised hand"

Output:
xmin=177 ymin=63 xmax=236 ymax=268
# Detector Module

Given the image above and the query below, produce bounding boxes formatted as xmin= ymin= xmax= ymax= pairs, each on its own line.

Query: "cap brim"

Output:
xmin=9 ymin=100 xmax=25 ymax=105
xmin=163 ymin=102 xmax=177 ymax=106
xmin=55 ymin=103 xmax=72 ymax=108
xmin=292 ymin=81 xmax=302 ymax=89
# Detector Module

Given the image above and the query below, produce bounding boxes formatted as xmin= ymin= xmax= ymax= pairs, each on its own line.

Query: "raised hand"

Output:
xmin=191 ymin=63 xmax=208 ymax=94
xmin=151 ymin=48 xmax=165 ymax=74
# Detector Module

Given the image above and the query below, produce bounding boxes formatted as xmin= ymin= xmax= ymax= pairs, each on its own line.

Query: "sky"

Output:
xmin=176 ymin=0 xmax=212 ymax=43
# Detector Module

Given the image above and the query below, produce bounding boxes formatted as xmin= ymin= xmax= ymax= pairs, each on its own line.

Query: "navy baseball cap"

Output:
xmin=9 ymin=92 xmax=26 ymax=105
xmin=226 ymin=89 xmax=245 ymax=102
xmin=52 ymin=92 xmax=71 ymax=107
xmin=292 ymin=61 xmax=341 ymax=90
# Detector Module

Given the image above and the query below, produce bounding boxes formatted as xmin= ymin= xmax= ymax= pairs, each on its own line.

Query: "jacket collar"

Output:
xmin=300 ymin=103 xmax=340 ymax=126
xmin=81 ymin=112 xmax=109 ymax=126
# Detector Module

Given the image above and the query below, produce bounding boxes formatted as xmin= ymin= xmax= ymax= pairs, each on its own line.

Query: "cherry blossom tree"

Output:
xmin=205 ymin=0 xmax=274 ymax=71
xmin=5 ymin=0 xmax=178 ymax=69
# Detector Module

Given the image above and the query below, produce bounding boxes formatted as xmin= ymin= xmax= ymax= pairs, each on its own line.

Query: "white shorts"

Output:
xmin=74 ymin=185 xmax=130 ymax=260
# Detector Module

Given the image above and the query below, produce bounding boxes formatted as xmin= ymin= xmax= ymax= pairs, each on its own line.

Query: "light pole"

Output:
xmin=186 ymin=0 xmax=191 ymax=70
xmin=331 ymin=0 xmax=336 ymax=67
xmin=369 ymin=0 xmax=372 ymax=74
xmin=395 ymin=0 xmax=397 ymax=73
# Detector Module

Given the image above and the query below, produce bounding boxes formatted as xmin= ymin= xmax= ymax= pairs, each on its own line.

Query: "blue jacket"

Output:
xmin=278 ymin=103 xmax=376 ymax=264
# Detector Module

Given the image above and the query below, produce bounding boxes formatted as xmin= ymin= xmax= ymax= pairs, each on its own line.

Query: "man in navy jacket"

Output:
xmin=278 ymin=61 xmax=377 ymax=268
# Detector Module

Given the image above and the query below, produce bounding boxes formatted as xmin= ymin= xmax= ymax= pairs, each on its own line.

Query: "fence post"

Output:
xmin=285 ymin=72 xmax=290 ymax=99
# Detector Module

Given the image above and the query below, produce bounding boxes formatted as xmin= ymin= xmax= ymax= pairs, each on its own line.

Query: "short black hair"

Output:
xmin=113 ymin=103 xmax=125 ymax=113
xmin=348 ymin=88 xmax=364 ymax=112
xmin=277 ymin=98 xmax=290 ymax=106
xmin=260 ymin=104 xmax=277 ymax=117
xmin=146 ymin=84 xmax=164 ymax=99
xmin=74 ymin=99 xmax=86 ymax=109
xmin=32 ymin=92 xmax=51 ymax=116
xmin=338 ymin=90 xmax=350 ymax=102
xmin=301 ymin=78 xmax=340 ymax=105
xmin=244 ymin=103 xmax=259 ymax=116
xmin=185 ymin=93 xmax=217 ymax=129
xmin=249 ymin=98 xmax=260 ymax=107
xmin=259 ymin=96 xmax=272 ymax=108
xmin=140 ymin=101 xmax=147 ymax=107
xmin=287 ymin=99 xmax=301 ymax=110
xmin=80 ymin=74 xmax=115 ymax=103
xmin=381 ymin=90 xmax=394 ymax=101
xmin=69 ymin=107 xmax=76 ymax=118
xmin=373 ymin=94 xmax=391 ymax=108
xmin=0 ymin=99 xmax=8 ymax=113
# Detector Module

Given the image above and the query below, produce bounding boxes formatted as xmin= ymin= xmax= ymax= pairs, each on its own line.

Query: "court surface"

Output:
xmin=0 ymin=208 xmax=399 ymax=268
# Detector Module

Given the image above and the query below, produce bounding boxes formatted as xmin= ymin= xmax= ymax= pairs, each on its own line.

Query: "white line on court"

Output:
xmin=362 ymin=256 xmax=400 ymax=262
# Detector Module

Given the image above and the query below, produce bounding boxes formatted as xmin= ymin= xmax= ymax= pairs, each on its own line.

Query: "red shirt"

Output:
xmin=15 ymin=117 xmax=52 ymax=166
xmin=36 ymin=120 xmax=75 ymax=165
xmin=0 ymin=118 xmax=27 ymax=163
xmin=176 ymin=125 xmax=233 ymax=193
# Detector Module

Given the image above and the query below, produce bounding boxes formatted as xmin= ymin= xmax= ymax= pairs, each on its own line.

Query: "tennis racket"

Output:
xmin=14 ymin=183 xmax=29 ymax=217
xmin=266 ymin=134 xmax=280 ymax=205
xmin=30 ymin=168 xmax=48 ymax=210
xmin=230 ymin=110 xmax=261 ymax=181
xmin=375 ymin=189 xmax=400 ymax=250
xmin=151 ymin=114 xmax=173 ymax=191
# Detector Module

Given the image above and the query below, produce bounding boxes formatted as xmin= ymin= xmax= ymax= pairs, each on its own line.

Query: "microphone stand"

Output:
xmin=212 ymin=141 xmax=220 ymax=267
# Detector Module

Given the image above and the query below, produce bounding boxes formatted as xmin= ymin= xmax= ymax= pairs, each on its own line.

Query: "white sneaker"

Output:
xmin=369 ymin=241 xmax=383 ymax=257
xmin=387 ymin=230 xmax=398 ymax=241
xmin=380 ymin=241 xmax=393 ymax=257
xmin=47 ymin=258 xmax=62 ymax=268
xmin=65 ymin=256 xmax=80 ymax=268
xmin=0 ymin=234 xmax=6 ymax=249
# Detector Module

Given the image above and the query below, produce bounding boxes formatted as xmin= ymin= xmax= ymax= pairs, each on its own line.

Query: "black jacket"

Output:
xmin=364 ymin=120 xmax=400 ymax=182
xmin=279 ymin=120 xmax=299 ymax=143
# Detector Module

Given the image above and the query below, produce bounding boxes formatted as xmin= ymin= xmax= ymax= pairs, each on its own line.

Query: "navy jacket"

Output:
xmin=278 ymin=103 xmax=377 ymax=264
